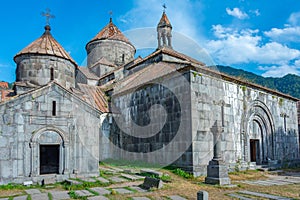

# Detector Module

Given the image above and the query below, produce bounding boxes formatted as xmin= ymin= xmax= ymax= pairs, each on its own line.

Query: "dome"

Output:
xmin=14 ymin=25 xmax=76 ymax=65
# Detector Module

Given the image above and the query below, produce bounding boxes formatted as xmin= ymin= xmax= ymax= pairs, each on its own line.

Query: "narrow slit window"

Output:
xmin=122 ymin=54 xmax=125 ymax=62
xmin=52 ymin=101 xmax=56 ymax=116
xmin=50 ymin=68 xmax=54 ymax=81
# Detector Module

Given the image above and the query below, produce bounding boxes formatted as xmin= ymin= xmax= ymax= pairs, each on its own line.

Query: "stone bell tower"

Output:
xmin=157 ymin=9 xmax=172 ymax=49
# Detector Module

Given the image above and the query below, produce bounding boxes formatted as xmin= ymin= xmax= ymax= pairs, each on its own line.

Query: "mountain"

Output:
xmin=214 ymin=65 xmax=300 ymax=99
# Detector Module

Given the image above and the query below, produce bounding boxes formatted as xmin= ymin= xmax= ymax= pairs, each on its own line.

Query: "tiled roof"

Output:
xmin=158 ymin=12 xmax=172 ymax=28
xmin=77 ymin=83 xmax=109 ymax=112
xmin=87 ymin=18 xmax=134 ymax=47
xmin=113 ymin=62 xmax=181 ymax=95
xmin=90 ymin=57 xmax=116 ymax=68
xmin=14 ymin=25 xmax=76 ymax=65
xmin=78 ymin=67 xmax=99 ymax=80
xmin=0 ymin=82 xmax=8 ymax=89
xmin=127 ymin=47 xmax=205 ymax=70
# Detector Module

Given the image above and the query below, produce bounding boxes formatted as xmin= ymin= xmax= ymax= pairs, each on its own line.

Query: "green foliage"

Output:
xmin=48 ymin=193 xmax=53 ymax=200
xmin=215 ymin=65 xmax=300 ymax=99
xmin=26 ymin=195 xmax=32 ymax=200
xmin=172 ymin=168 xmax=193 ymax=179
xmin=160 ymin=174 xmax=172 ymax=182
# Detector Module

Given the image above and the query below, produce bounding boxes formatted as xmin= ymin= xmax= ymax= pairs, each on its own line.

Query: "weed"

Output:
xmin=48 ymin=192 xmax=53 ymax=200
xmin=160 ymin=174 xmax=172 ymax=182
xmin=26 ymin=195 xmax=32 ymax=200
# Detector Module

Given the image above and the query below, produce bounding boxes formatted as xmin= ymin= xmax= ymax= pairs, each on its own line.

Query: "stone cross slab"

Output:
xmin=213 ymin=100 xmax=231 ymax=127
xmin=280 ymin=113 xmax=289 ymax=132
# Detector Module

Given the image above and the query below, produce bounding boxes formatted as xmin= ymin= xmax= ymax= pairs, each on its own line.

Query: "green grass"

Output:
xmin=62 ymin=180 xmax=110 ymax=191
xmin=48 ymin=192 xmax=53 ymax=200
xmin=68 ymin=190 xmax=87 ymax=200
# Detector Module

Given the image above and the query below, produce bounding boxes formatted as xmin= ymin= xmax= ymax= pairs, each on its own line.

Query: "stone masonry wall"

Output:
xmin=15 ymin=55 xmax=76 ymax=89
xmin=87 ymin=40 xmax=135 ymax=68
xmin=107 ymin=72 xmax=193 ymax=168
xmin=0 ymin=83 xmax=100 ymax=185
xmin=190 ymin=70 xmax=299 ymax=176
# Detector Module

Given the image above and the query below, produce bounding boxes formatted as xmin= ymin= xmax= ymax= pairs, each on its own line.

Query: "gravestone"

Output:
xmin=197 ymin=190 xmax=208 ymax=200
xmin=142 ymin=177 xmax=163 ymax=189
xmin=205 ymin=121 xmax=231 ymax=185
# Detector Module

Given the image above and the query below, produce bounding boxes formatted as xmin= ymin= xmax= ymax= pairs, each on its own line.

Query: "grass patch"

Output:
xmin=26 ymin=195 xmax=31 ymax=200
xmin=172 ymin=168 xmax=193 ymax=179
xmin=62 ymin=180 xmax=110 ymax=191
xmin=68 ymin=191 xmax=87 ymax=200
xmin=100 ymin=159 xmax=162 ymax=169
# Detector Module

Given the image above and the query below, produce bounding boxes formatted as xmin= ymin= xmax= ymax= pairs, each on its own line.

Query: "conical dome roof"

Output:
xmin=158 ymin=12 xmax=172 ymax=28
xmin=14 ymin=25 xmax=76 ymax=65
xmin=86 ymin=18 xmax=133 ymax=47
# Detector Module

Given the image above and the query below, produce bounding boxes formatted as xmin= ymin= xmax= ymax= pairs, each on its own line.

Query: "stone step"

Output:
xmin=90 ymin=187 xmax=111 ymax=195
xmin=95 ymin=177 xmax=110 ymax=183
xmin=140 ymin=169 xmax=163 ymax=177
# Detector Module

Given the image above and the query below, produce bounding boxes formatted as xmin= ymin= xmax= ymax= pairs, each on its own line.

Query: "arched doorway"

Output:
xmin=30 ymin=127 xmax=69 ymax=176
xmin=243 ymin=100 xmax=275 ymax=164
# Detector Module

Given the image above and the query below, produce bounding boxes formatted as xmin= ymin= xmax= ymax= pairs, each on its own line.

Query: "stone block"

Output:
xmin=197 ymin=191 xmax=209 ymax=200
xmin=112 ymin=188 xmax=133 ymax=194
xmin=90 ymin=187 xmax=110 ymax=195
xmin=142 ymin=177 xmax=163 ymax=189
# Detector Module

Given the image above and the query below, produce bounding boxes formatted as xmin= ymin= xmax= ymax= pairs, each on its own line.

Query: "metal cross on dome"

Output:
xmin=163 ymin=4 xmax=167 ymax=12
xmin=41 ymin=8 xmax=55 ymax=25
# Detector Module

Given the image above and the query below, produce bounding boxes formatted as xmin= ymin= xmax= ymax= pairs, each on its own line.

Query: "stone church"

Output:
xmin=0 ymin=11 xmax=299 ymax=184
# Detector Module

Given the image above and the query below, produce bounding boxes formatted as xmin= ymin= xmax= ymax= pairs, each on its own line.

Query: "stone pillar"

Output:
xmin=205 ymin=121 xmax=231 ymax=185
xmin=63 ymin=142 xmax=69 ymax=174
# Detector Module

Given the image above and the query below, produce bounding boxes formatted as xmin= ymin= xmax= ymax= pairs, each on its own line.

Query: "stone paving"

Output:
xmin=228 ymin=190 xmax=292 ymax=200
xmin=0 ymin=166 xmax=187 ymax=200
xmin=240 ymin=174 xmax=300 ymax=186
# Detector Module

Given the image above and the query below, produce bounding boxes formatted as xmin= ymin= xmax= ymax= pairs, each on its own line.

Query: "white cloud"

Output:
xmin=250 ymin=9 xmax=260 ymax=16
xmin=119 ymin=0 xmax=204 ymax=43
xmin=205 ymin=25 xmax=300 ymax=66
xmin=288 ymin=12 xmax=300 ymax=26
xmin=259 ymin=63 xmax=300 ymax=77
xmin=264 ymin=26 xmax=300 ymax=42
xmin=226 ymin=7 xmax=248 ymax=19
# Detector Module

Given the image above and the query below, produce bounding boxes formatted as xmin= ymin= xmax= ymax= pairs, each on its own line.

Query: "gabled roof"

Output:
xmin=14 ymin=25 xmax=76 ymax=66
xmin=90 ymin=57 xmax=116 ymax=68
xmin=127 ymin=47 xmax=205 ymax=70
xmin=86 ymin=18 xmax=134 ymax=48
xmin=77 ymin=83 xmax=109 ymax=112
xmin=158 ymin=12 xmax=172 ymax=28
xmin=78 ymin=67 xmax=99 ymax=80
xmin=113 ymin=62 xmax=183 ymax=95
xmin=0 ymin=81 xmax=103 ymax=114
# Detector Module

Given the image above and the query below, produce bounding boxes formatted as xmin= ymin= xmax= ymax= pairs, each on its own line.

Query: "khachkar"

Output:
xmin=205 ymin=120 xmax=231 ymax=185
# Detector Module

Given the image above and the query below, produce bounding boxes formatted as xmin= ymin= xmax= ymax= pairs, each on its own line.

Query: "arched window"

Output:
xmin=50 ymin=68 xmax=54 ymax=81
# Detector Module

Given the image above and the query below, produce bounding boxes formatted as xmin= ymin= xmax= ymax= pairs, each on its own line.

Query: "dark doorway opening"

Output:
xmin=250 ymin=139 xmax=260 ymax=163
xmin=40 ymin=145 xmax=60 ymax=174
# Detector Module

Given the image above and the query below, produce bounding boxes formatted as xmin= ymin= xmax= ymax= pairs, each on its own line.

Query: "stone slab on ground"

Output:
xmin=131 ymin=197 xmax=151 ymax=200
xmin=25 ymin=189 xmax=41 ymax=195
xmin=90 ymin=187 xmax=111 ymax=195
xmin=0 ymin=198 xmax=9 ymax=200
xmin=81 ymin=177 xmax=97 ymax=183
xmin=50 ymin=191 xmax=70 ymax=200
xmin=168 ymin=195 xmax=187 ymax=200
xmin=75 ymin=190 xmax=94 ymax=197
xmin=129 ymin=186 xmax=148 ymax=193
xmin=228 ymin=193 xmax=253 ymax=200
xmin=31 ymin=193 xmax=49 ymax=200
xmin=142 ymin=177 xmax=163 ymax=189
xmin=140 ymin=169 xmax=163 ymax=177
xmin=88 ymin=196 xmax=109 ymax=200
xmin=109 ymin=176 xmax=127 ymax=183
xmin=239 ymin=190 xmax=292 ymax=200
xmin=65 ymin=179 xmax=82 ymax=185
xmin=121 ymin=173 xmax=139 ymax=181
xmin=96 ymin=177 xmax=110 ymax=183
xmin=13 ymin=196 xmax=28 ymax=200
xmin=99 ymin=167 xmax=116 ymax=173
xmin=112 ymin=188 xmax=134 ymax=194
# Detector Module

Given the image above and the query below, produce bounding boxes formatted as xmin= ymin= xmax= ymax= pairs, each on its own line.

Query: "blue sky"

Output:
xmin=1 ymin=0 xmax=300 ymax=82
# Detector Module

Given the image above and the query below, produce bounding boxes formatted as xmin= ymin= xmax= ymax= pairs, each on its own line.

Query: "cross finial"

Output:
xmin=163 ymin=4 xmax=167 ymax=12
xmin=41 ymin=8 xmax=55 ymax=25
xmin=109 ymin=10 xmax=113 ymax=22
